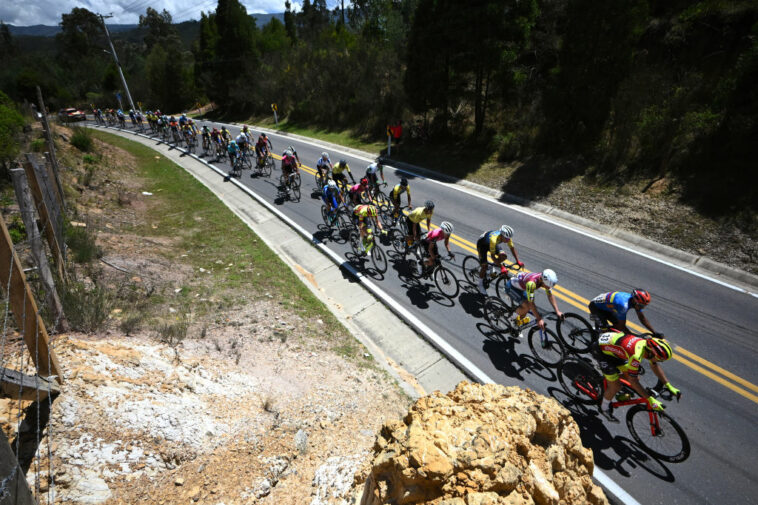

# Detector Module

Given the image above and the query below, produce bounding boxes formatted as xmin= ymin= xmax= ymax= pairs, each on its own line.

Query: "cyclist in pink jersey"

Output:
xmin=419 ymin=222 xmax=455 ymax=275
xmin=503 ymin=269 xmax=563 ymax=331
xmin=349 ymin=178 xmax=369 ymax=206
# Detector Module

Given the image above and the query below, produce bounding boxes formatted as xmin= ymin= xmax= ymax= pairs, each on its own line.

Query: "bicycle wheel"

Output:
xmin=557 ymin=313 xmax=595 ymax=353
xmin=557 ymin=358 xmax=603 ymax=405
xmin=291 ymin=173 xmax=301 ymax=201
xmin=244 ymin=153 xmax=253 ymax=169
xmin=434 ymin=265 xmax=460 ymax=299
xmin=321 ymin=205 xmax=330 ymax=226
xmin=380 ymin=209 xmax=394 ymax=229
xmin=462 ymin=255 xmax=481 ymax=285
xmin=337 ymin=212 xmax=353 ymax=239
xmin=483 ymin=296 xmax=513 ymax=333
xmin=626 ymin=405 xmax=690 ymax=463
xmin=390 ymin=229 xmax=407 ymax=254
xmin=527 ymin=327 xmax=566 ymax=368
xmin=349 ymin=232 xmax=363 ymax=257
xmin=493 ymin=275 xmax=517 ymax=310
xmin=374 ymin=191 xmax=390 ymax=212
xmin=371 ymin=243 xmax=388 ymax=273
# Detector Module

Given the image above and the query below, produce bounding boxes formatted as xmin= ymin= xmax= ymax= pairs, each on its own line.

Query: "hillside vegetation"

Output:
xmin=1 ymin=1 xmax=756 ymax=220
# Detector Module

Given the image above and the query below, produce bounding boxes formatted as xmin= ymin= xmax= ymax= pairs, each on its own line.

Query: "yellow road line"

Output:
xmin=260 ymin=162 xmax=758 ymax=404
xmin=675 ymin=346 xmax=758 ymax=394
xmin=673 ymin=354 xmax=758 ymax=403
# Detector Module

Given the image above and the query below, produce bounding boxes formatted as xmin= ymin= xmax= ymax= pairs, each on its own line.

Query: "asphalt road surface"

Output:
xmin=99 ymin=118 xmax=758 ymax=505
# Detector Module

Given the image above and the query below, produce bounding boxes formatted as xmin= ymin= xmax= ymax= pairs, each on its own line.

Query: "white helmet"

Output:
xmin=500 ymin=225 xmax=514 ymax=238
xmin=542 ymin=269 xmax=558 ymax=288
xmin=321 ymin=152 xmax=328 ymax=159
xmin=440 ymin=221 xmax=454 ymax=235
xmin=327 ymin=179 xmax=337 ymax=188
xmin=285 ymin=149 xmax=293 ymax=156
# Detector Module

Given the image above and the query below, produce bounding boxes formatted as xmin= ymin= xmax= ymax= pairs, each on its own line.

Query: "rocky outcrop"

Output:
xmin=359 ymin=382 xmax=607 ymax=505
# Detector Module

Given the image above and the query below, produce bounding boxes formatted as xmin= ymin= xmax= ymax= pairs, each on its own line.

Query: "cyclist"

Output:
xmin=406 ymin=200 xmax=434 ymax=245
xmin=389 ymin=177 xmax=411 ymax=223
xmin=284 ymin=145 xmax=302 ymax=166
xmin=179 ymin=113 xmax=188 ymax=127
xmin=227 ymin=139 xmax=239 ymax=161
xmin=365 ymin=159 xmax=386 ymax=197
xmin=281 ymin=149 xmax=299 ymax=192
xmin=220 ymin=126 xmax=232 ymax=147
xmin=332 ymin=159 xmax=355 ymax=191
xmin=316 ymin=152 xmax=333 ymax=182
xmin=236 ymin=132 xmax=250 ymax=154
xmin=353 ymin=204 xmax=385 ymax=254
xmin=475 ymin=225 xmax=524 ymax=295
xmin=588 ymin=290 xmax=660 ymax=336
xmin=201 ymin=125 xmax=211 ymax=150
xmin=419 ymin=221 xmax=455 ymax=276
xmin=255 ymin=133 xmax=272 ymax=164
xmin=348 ymin=178 xmax=369 ymax=206
xmin=596 ymin=333 xmax=676 ymax=422
xmin=503 ymin=269 xmax=563 ymax=332
xmin=241 ymin=125 xmax=253 ymax=143
xmin=322 ymin=180 xmax=346 ymax=223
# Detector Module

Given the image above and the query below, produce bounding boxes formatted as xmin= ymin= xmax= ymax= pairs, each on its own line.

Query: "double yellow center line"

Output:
xmin=283 ymin=158 xmax=758 ymax=405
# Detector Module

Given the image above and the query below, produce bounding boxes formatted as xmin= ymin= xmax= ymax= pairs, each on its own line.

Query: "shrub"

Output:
xmin=61 ymin=281 xmax=112 ymax=333
xmin=82 ymin=154 xmax=98 ymax=164
xmin=119 ymin=314 xmax=143 ymax=336
xmin=7 ymin=215 xmax=26 ymax=244
xmin=65 ymin=222 xmax=101 ymax=263
xmin=30 ymin=138 xmax=46 ymax=152
xmin=70 ymin=127 xmax=94 ymax=152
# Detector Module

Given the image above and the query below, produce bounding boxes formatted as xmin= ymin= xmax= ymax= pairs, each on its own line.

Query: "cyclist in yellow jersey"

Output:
xmin=596 ymin=333 xmax=675 ymax=422
xmin=406 ymin=200 xmax=434 ymax=244
xmin=353 ymin=204 xmax=385 ymax=252
xmin=332 ymin=159 xmax=355 ymax=190
xmin=475 ymin=225 xmax=524 ymax=294
xmin=390 ymin=177 xmax=411 ymax=223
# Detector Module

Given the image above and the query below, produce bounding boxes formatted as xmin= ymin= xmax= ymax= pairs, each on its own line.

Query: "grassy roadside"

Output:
xmin=87 ymin=129 xmax=367 ymax=359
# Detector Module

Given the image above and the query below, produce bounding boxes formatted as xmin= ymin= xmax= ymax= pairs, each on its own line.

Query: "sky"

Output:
xmin=1 ymin=0 xmax=312 ymax=27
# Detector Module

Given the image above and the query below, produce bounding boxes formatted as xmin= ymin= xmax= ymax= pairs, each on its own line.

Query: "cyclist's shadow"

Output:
xmin=344 ymin=251 xmax=385 ymax=281
xmin=458 ymin=287 xmax=485 ymax=319
xmin=479 ymin=323 xmax=536 ymax=381
xmin=549 ymin=388 xmax=676 ymax=482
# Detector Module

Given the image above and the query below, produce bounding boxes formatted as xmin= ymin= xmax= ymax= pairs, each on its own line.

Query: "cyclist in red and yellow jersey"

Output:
xmin=596 ymin=332 xmax=677 ymax=422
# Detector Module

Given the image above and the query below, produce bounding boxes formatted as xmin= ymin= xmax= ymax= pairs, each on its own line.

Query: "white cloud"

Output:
xmin=1 ymin=0 xmax=305 ymax=27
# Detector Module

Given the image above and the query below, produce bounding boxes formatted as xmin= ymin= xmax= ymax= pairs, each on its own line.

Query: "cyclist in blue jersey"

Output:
xmin=322 ymin=180 xmax=345 ymax=222
xmin=588 ymin=289 xmax=660 ymax=336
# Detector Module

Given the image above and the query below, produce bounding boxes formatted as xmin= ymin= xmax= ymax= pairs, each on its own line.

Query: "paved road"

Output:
xmin=100 ymin=119 xmax=758 ymax=505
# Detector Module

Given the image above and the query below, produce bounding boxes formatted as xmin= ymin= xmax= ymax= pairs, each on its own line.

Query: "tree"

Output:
xmin=0 ymin=90 xmax=25 ymax=173
xmin=139 ymin=8 xmax=176 ymax=50
xmin=57 ymin=8 xmax=103 ymax=58
xmin=284 ymin=1 xmax=298 ymax=43
xmin=0 ymin=22 xmax=15 ymax=61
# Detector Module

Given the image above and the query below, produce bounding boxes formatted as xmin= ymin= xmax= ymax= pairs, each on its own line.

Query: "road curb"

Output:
xmin=238 ymin=123 xmax=757 ymax=291
xmin=93 ymin=124 xmax=641 ymax=505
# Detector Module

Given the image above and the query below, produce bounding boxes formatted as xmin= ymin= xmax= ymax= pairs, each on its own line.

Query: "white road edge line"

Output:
xmin=242 ymin=122 xmax=755 ymax=298
xmin=96 ymin=124 xmax=642 ymax=505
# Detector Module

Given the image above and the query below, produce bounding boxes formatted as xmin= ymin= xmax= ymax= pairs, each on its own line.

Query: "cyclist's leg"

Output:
xmin=476 ymin=235 xmax=489 ymax=279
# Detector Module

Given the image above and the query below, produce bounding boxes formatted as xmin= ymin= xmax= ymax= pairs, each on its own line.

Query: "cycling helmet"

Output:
xmin=188 ymin=119 xmax=194 ymax=125
xmin=499 ymin=225 xmax=514 ymax=238
xmin=360 ymin=178 xmax=369 ymax=186
xmin=647 ymin=338 xmax=672 ymax=361
xmin=631 ymin=289 xmax=651 ymax=306
xmin=261 ymin=133 xmax=267 ymax=138
xmin=321 ymin=152 xmax=329 ymax=159
xmin=327 ymin=179 xmax=337 ymax=189
xmin=400 ymin=177 xmax=408 ymax=186
xmin=440 ymin=221 xmax=454 ymax=235
xmin=424 ymin=200 xmax=435 ymax=210
xmin=285 ymin=150 xmax=293 ymax=157
xmin=242 ymin=125 xmax=249 ymax=130
xmin=368 ymin=206 xmax=377 ymax=217
xmin=541 ymin=269 xmax=558 ymax=288
xmin=339 ymin=159 xmax=346 ymax=165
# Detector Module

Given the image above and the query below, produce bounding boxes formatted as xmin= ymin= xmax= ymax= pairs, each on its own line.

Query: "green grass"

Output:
xmin=248 ymin=116 xmax=387 ymax=154
xmin=90 ymin=129 xmax=368 ymax=359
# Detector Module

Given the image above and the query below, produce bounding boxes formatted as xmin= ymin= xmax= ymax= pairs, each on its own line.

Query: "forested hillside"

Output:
xmin=1 ymin=0 xmax=756 ymax=215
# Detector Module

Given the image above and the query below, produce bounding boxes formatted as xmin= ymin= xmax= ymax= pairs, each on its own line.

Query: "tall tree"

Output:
xmin=139 ymin=8 xmax=176 ymax=50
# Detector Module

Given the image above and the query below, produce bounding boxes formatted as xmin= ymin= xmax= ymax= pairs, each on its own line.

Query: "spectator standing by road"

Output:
xmin=393 ymin=120 xmax=403 ymax=151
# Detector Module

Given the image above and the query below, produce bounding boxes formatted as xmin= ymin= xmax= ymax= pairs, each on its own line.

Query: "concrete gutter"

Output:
xmin=238 ymin=123 xmax=757 ymax=292
xmin=94 ymin=125 xmax=639 ymax=505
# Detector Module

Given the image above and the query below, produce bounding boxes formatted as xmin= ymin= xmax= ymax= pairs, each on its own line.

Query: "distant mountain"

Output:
xmin=7 ymin=13 xmax=284 ymax=37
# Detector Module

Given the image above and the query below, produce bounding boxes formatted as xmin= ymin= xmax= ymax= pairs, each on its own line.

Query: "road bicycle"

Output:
xmin=184 ymin=131 xmax=196 ymax=153
xmin=171 ymin=128 xmax=183 ymax=146
xmin=315 ymin=167 xmax=330 ymax=190
xmin=349 ymin=227 xmax=388 ymax=274
xmin=280 ymin=169 xmax=302 ymax=201
xmin=229 ymin=153 xmax=244 ymax=178
xmin=482 ymin=298 xmax=566 ymax=367
xmin=321 ymin=204 xmax=352 ymax=233
xmin=555 ymin=312 xmax=596 ymax=354
xmin=362 ymin=181 xmax=390 ymax=213
xmin=462 ymin=256 xmax=522 ymax=299
xmin=557 ymin=357 xmax=690 ymax=462
xmin=410 ymin=246 xmax=460 ymax=299
xmin=202 ymin=135 xmax=211 ymax=156
xmin=118 ymin=116 xmax=126 ymax=128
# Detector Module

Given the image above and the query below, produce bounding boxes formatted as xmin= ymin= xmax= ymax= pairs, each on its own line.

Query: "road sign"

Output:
xmin=272 ymin=103 xmax=278 ymax=112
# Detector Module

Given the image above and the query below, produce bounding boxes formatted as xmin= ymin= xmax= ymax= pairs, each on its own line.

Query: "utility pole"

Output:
xmin=98 ymin=13 xmax=139 ymax=113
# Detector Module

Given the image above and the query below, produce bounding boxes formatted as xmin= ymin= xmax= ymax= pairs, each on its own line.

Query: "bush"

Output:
xmin=70 ymin=127 xmax=94 ymax=152
xmin=65 ymin=222 xmax=101 ymax=263
xmin=119 ymin=314 xmax=143 ymax=336
xmin=7 ymin=215 xmax=26 ymax=244
xmin=61 ymin=281 xmax=112 ymax=333
xmin=30 ymin=138 xmax=46 ymax=152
